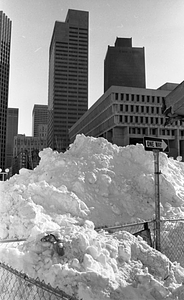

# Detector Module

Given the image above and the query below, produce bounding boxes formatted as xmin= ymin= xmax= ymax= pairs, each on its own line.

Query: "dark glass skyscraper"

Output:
xmin=32 ymin=104 xmax=48 ymax=138
xmin=0 ymin=11 xmax=11 ymax=170
xmin=5 ymin=108 xmax=18 ymax=168
xmin=48 ymin=9 xmax=88 ymax=151
xmin=104 ymin=38 xmax=146 ymax=92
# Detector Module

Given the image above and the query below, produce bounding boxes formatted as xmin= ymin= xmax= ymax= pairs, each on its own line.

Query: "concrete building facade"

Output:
xmin=0 ymin=11 xmax=11 ymax=170
xmin=47 ymin=9 xmax=88 ymax=152
xmin=104 ymin=38 xmax=146 ymax=92
xmin=5 ymin=107 xmax=19 ymax=168
xmin=69 ymin=85 xmax=184 ymax=158
xmin=13 ymin=134 xmax=47 ymax=173
xmin=32 ymin=104 xmax=48 ymax=138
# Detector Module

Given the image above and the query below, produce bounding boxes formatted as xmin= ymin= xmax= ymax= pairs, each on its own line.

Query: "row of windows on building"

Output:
xmin=118 ymin=114 xmax=183 ymax=127
xmin=14 ymin=139 xmax=46 ymax=146
xmin=115 ymin=93 xmax=164 ymax=104
xmin=129 ymin=127 xmax=176 ymax=136
xmin=118 ymin=104 xmax=161 ymax=114
xmin=128 ymin=127 xmax=184 ymax=137
xmin=119 ymin=115 xmax=167 ymax=126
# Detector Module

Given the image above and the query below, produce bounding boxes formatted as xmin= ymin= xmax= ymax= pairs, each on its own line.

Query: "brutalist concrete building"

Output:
xmin=69 ymin=84 xmax=184 ymax=158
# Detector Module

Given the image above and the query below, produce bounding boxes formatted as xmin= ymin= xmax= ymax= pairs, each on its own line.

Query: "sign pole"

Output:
xmin=153 ymin=150 xmax=161 ymax=251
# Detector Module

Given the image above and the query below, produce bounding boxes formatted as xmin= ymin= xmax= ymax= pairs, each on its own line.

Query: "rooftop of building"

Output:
xmin=157 ymin=82 xmax=179 ymax=91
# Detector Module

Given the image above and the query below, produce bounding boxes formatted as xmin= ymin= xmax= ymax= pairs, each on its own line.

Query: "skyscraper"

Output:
xmin=32 ymin=104 xmax=48 ymax=138
xmin=104 ymin=37 xmax=146 ymax=92
xmin=48 ymin=9 xmax=88 ymax=152
xmin=6 ymin=107 xmax=18 ymax=168
xmin=0 ymin=11 xmax=11 ymax=170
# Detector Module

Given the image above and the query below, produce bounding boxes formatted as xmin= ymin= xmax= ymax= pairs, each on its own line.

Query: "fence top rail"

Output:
xmin=95 ymin=219 xmax=155 ymax=232
xmin=161 ymin=218 xmax=184 ymax=223
xmin=0 ymin=238 xmax=26 ymax=243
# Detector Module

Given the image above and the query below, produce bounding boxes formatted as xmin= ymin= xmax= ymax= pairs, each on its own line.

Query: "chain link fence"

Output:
xmin=1 ymin=219 xmax=184 ymax=299
xmin=95 ymin=219 xmax=155 ymax=247
xmin=160 ymin=218 xmax=184 ymax=267
xmin=96 ymin=218 xmax=184 ymax=268
xmin=0 ymin=262 xmax=77 ymax=300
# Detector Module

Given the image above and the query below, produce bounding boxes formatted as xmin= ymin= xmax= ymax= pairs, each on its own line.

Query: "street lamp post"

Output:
xmin=0 ymin=168 xmax=9 ymax=181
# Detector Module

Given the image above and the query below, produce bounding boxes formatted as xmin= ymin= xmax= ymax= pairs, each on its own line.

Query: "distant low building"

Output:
xmin=12 ymin=134 xmax=47 ymax=174
xmin=69 ymin=84 xmax=184 ymax=159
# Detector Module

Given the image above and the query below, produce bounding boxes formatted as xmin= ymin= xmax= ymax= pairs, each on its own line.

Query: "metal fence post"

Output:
xmin=153 ymin=150 xmax=161 ymax=251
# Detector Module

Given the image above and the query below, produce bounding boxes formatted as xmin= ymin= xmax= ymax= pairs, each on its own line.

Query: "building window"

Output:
xmin=125 ymin=105 xmax=129 ymax=112
xmin=125 ymin=115 xmax=128 ymax=122
xmin=137 ymin=95 xmax=140 ymax=102
xmin=130 ymin=116 xmax=133 ymax=122
xmin=152 ymin=128 xmax=156 ymax=135
xmin=126 ymin=94 xmax=129 ymax=101
xmin=147 ymin=96 xmax=150 ymax=102
xmin=151 ymin=107 xmax=154 ymax=114
xmin=142 ymin=128 xmax=146 ymax=135
xmin=146 ymin=106 xmax=149 ymax=113
xmin=161 ymin=118 xmax=164 ymax=125
xmin=120 ymin=104 xmax=123 ymax=111
xmin=141 ymin=106 xmax=144 ymax=113
xmin=121 ymin=93 xmax=124 ymax=100
xmin=119 ymin=115 xmax=123 ymax=122
xmin=136 ymin=105 xmax=139 ymax=113
xmin=131 ymin=94 xmax=134 ymax=101
xmin=152 ymin=96 xmax=155 ymax=103
xmin=115 ymin=93 xmax=118 ymax=100
xmin=142 ymin=95 xmax=145 ymax=102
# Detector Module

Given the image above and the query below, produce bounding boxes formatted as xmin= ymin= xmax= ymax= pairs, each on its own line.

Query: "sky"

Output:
xmin=1 ymin=0 xmax=184 ymax=136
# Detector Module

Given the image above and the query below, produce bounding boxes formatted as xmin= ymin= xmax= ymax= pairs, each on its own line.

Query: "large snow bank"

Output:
xmin=1 ymin=134 xmax=184 ymax=240
xmin=1 ymin=134 xmax=184 ymax=299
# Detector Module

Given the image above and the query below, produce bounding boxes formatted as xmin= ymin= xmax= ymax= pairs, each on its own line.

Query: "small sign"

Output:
xmin=144 ymin=137 xmax=169 ymax=153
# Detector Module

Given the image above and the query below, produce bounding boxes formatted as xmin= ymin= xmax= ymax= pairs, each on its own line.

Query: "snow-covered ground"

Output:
xmin=1 ymin=134 xmax=184 ymax=299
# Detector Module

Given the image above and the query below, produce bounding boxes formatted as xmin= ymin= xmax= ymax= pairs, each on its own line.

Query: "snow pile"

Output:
xmin=1 ymin=222 xmax=184 ymax=299
xmin=1 ymin=134 xmax=184 ymax=240
xmin=1 ymin=134 xmax=184 ymax=299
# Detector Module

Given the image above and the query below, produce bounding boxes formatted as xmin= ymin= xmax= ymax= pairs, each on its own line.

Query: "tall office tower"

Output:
xmin=104 ymin=37 xmax=146 ymax=92
xmin=5 ymin=108 xmax=18 ymax=168
xmin=0 ymin=12 xmax=11 ymax=171
xmin=32 ymin=104 xmax=48 ymax=138
xmin=48 ymin=9 xmax=88 ymax=152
